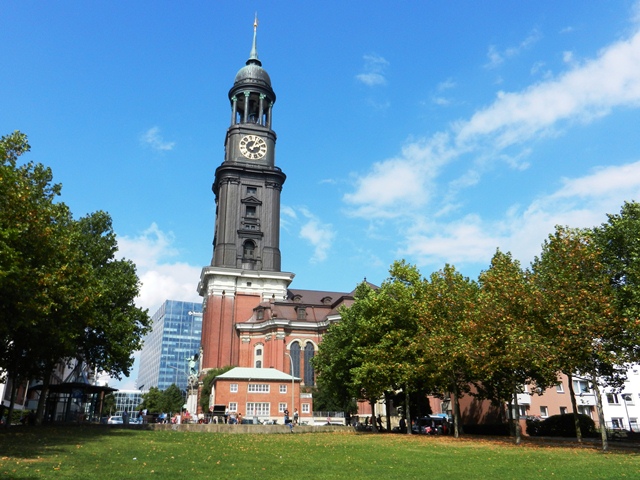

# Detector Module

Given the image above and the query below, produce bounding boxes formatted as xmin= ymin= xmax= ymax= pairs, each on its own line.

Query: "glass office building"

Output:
xmin=137 ymin=300 xmax=202 ymax=393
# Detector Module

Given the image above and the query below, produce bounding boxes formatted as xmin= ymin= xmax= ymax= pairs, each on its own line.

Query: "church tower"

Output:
xmin=198 ymin=18 xmax=295 ymax=370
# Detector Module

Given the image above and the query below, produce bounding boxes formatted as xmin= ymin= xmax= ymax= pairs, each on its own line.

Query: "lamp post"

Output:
xmin=284 ymin=353 xmax=295 ymax=416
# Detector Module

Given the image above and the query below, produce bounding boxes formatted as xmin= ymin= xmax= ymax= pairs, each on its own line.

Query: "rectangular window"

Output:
xmin=517 ymin=405 xmax=527 ymax=417
xmin=607 ymin=393 xmax=620 ymax=404
xmin=247 ymin=187 xmax=257 ymax=195
xmin=246 ymin=206 xmax=256 ymax=217
xmin=560 ymin=407 xmax=568 ymax=415
xmin=302 ymin=403 xmax=310 ymax=414
xmin=611 ymin=418 xmax=624 ymax=429
xmin=630 ymin=418 xmax=638 ymax=432
xmin=246 ymin=402 xmax=270 ymax=416
xmin=573 ymin=380 xmax=590 ymax=394
xmin=556 ymin=383 xmax=564 ymax=393
xmin=248 ymin=384 xmax=270 ymax=393
xmin=228 ymin=402 xmax=237 ymax=412
xmin=623 ymin=393 xmax=634 ymax=406
xmin=279 ymin=384 xmax=287 ymax=394
xmin=577 ymin=406 xmax=592 ymax=418
xmin=540 ymin=406 xmax=549 ymax=418
xmin=230 ymin=383 xmax=238 ymax=393
xmin=278 ymin=403 xmax=287 ymax=413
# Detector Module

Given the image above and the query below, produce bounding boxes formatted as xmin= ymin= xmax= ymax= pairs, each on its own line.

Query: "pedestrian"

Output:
xmin=293 ymin=408 xmax=299 ymax=426
xmin=237 ymin=412 xmax=243 ymax=424
xmin=122 ymin=410 xmax=129 ymax=425
xmin=284 ymin=409 xmax=293 ymax=432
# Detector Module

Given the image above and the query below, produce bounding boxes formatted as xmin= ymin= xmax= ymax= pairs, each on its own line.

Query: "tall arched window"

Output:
xmin=304 ymin=343 xmax=315 ymax=386
xmin=290 ymin=342 xmax=300 ymax=378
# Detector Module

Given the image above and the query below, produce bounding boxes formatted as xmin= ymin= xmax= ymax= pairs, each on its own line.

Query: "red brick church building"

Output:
xmin=196 ymin=19 xmax=358 ymax=421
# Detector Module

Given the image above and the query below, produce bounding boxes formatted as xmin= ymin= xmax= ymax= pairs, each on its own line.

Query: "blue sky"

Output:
xmin=4 ymin=1 xmax=640 ymax=388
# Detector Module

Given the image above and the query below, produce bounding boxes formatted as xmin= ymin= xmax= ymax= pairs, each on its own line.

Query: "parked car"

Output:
xmin=412 ymin=415 xmax=449 ymax=434
xmin=107 ymin=416 xmax=123 ymax=424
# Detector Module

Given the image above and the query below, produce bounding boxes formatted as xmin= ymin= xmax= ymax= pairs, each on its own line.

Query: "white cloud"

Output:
xmin=398 ymin=161 xmax=640 ymax=272
xmin=484 ymin=30 xmax=542 ymax=69
xmin=346 ymin=27 xmax=640 ymax=220
xmin=356 ymin=54 xmax=389 ymax=86
xmin=459 ymin=31 xmax=640 ymax=148
xmin=117 ymin=223 xmax=201 ymax=312
xmin=140 ymin=126 xmax=176 ymax=152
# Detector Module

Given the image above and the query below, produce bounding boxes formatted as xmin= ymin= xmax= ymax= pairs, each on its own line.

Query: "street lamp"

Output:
xmin=284 ymin=353 xmax=295 ymax=417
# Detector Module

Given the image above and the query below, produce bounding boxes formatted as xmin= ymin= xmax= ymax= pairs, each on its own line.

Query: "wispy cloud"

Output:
xmin=140 ymin=126 xmax=176 ymax=152
xmin=298 ymin=208 xmax=335 ymax=263
xmin=356 ymin=53 xmax=389 ymax=86
xmin=484 ymin=29 xmax=542 ymax=69
xmin=282 ymin=206 xmax=335 ymax=263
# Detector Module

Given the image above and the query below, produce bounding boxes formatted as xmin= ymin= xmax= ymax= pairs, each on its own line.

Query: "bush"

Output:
xmin=526 ymin=414 xmax=597 ymax=437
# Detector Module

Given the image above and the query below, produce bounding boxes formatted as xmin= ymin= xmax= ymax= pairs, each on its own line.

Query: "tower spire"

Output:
xmin=248 ymin=13 xmax=261 ymax=66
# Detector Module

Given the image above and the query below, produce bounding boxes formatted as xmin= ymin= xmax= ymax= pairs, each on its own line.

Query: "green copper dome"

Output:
xmin=234 ymin=16 xmax=272 ymax=87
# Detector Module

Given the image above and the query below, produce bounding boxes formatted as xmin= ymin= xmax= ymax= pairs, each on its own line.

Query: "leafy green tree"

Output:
xmin=0 ymin=131 xmax=150 ymax=425
xmin=0 ymin=131 xmax=76 ymax=424
xmin=140 ymin=387 xmax=164 ymax=413
xmin=593 ymin=201 xmax=640 ymax=362
xmin=417 ymin=264 xmax=478 ymax=437
xmin=314 ymin=282 xmax=374 ymax=415
xmin=470 ymin=250 xmax=556 ymax=444
xmin=533 ymin=225 xmax=631 ymax=450
xmin=162 ymin=384 xmax=186 ymax=414
xmin=315 ymin=262 xmax=430 ymax=433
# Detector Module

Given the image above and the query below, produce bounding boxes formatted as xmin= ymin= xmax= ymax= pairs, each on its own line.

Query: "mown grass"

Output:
xmin=0 ymin=426 xmax=638 ymax=479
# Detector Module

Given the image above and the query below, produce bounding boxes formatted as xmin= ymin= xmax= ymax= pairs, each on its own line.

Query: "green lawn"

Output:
xmin=1 ymin=426 xmax=638 ymax=479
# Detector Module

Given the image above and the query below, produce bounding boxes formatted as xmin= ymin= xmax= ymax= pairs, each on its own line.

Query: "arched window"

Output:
xmin=304 ymin=343 xmax=315 ymax=386
xmin=290 ymin=342 xmax=300 ymax=378
xmin=243 ymin=240 xmax=255 ymax=259
xmin=254 ymin=344 xmax=263 ymax=368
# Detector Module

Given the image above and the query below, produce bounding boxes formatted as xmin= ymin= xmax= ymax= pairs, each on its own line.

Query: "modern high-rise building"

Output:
xmin=137 ymin=300 xmax=202 ymax=392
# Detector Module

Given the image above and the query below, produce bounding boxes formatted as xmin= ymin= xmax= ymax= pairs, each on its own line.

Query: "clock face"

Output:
xmin=239 ymin=135 xmax=268 ymax=159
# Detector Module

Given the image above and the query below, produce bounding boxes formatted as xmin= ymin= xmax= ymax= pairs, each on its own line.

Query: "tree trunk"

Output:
xmin=590 ymin=373 xmax=609 ymax=451
xmin=370 ymin=399 xmax=377 ymax=432
xmin=513 ymin=393 xmax=522 ymax=445
xmin=405 ymin=384 xmax=412 ymax=436
xmin=452 ymin=381 xmax=462 ymax=438
xmin=35 ymin=373 xmax=51 ymax=425
xmin=6 ymin=376 xmax=19 ymax=428
xmin=384 ymin=391 xmax=391 ymax=431
xmin=567 ymin=373 xmax=583 ymax=442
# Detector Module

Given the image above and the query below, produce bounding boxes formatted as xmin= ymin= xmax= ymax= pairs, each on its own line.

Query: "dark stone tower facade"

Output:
xmin=211 ymin=19 xmax=286 ymax=272
xmin=199 ymin=18 xmax=295 ymax=370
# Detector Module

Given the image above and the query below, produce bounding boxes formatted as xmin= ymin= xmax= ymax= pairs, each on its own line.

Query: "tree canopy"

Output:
xmin=0 ymin=131 xmax=151 ymax=423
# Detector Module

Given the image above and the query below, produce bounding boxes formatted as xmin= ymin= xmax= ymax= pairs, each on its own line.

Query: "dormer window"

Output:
xmin=256 ymin=308 xmax=264 ymax=320
xmin=293 ymin=294 xmax=303 ymax=303
xmin=296 ymin=307 xmax=306 ymax=320
xmin=321 ymin=296 xmax=333 ymax=305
